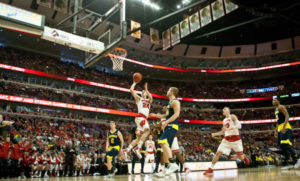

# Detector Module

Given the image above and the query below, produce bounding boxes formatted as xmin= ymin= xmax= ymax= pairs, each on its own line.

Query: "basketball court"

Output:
xmin=0 ymin=168 xmax=298 ymax=181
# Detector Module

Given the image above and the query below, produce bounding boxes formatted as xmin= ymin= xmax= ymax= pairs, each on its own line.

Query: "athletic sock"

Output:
xmin=127 ymin=145 xmax=133 ymax=151
xmin=210 ymin=163 xmax=215 ymax=169
xmin=183 ymin=163 xmax=187 ymax=169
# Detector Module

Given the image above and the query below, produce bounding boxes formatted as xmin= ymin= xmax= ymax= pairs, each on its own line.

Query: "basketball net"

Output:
xmin=107 ymin=48 xmax=127 ymax=71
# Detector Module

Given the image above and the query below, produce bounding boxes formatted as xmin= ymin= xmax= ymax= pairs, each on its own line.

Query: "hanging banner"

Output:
xmin=162 ymin=29 xmax=171 ymax=50
xmin=53 ymin=0 xmax=68 ymax=14
xmin=212 ymin=0 xmax=225 ymax=21
xmin=150 ymin=28 xmax=160 ymax=45
xmin=200 ymin=5 xmax=212 ymax=27
xmin=171 ymin=24 xmax=180 ymax=46
xmin=180 ymin=18 xmax=190 ymax=38
xmin=130 ymin=20 xmax=141 ymax=39
xmin=189 ymin=11 xmax=200 ymax=33
xmin=224 ymin=0 xmax=238 ymax=14
xmin=37 ymin=0 xmax=52 ymax=8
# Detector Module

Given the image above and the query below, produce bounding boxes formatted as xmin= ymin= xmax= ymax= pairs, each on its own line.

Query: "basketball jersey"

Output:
xmin=50 ymin=156 xmax=56 ymax=164
xmin=136 ymin=98 xmax=151 ymax=117
xmin=166 ymin=99 xmax=179 ymax=125
xmin=108 ymin=129 xmax=120 ymax=147
xmin=146 ymin=140 xmax=155 ymax=152
xmin=77 ymin=155 xmax=84 ymax=162
xmin=275 ymin=108 xmax=285 ymax=125
xmin=223 ymin=115 xmax=239 ymax=136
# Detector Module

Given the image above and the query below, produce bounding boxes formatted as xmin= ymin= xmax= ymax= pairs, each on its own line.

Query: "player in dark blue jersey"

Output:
xmin=104 ymin=121 xmax=124 ymax=177
xmin=273 ymin=98 xmax=300 ymax=169
xmin=150 ymin=87 xmax=180 ymax=177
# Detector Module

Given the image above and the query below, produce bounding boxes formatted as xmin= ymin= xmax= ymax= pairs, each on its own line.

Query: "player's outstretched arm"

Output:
xmin=130 ymin=82 xmax=140 ymax=102
xmin=0 ymin=115 xmax=14 ymax=127
xmin=149 ymin=113 xmax=166 ymax=119
xmin=144 ymin=82 xmax=153 ymax=104
xmin=212 ymin=127 xmax=225 ymax=138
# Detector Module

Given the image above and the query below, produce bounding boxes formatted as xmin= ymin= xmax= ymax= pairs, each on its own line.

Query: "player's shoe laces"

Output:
xmin=243 ymin=155 xmax=250 ymax=165
xmin=182 ymin=167 xmax=191 ymax=176
xmin=133 ymin=147 xmax=142 ymax=159
xmin=294 ymin=159 xmax=300 ymax=169
xmin=203 ymin=168 xmax=214 ymax=176
xmin=165 ymin=163 xmax=179 ymax=176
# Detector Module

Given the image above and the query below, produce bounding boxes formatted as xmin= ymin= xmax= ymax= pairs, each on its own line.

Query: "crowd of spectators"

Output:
xmin=0 ymin=47 xmax=299 ymax=99
xmin=1 ymin=81 xmax=299 ymax=121
xmin=1 ymin=112 xmax=300 ymax=178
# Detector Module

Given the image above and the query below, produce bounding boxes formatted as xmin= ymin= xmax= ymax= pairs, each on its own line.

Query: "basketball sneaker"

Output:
xmin=203 ymin=168 xmax=214 ymax=176
xmin=165 ymin=163 xmax=179 ymax=176
xmin=112 ymin=168 xmax=118 ymax=176
xmin=243 ymin=155 xmax=250 ymax=165
xmin=133 ymin=147 xmax=142 ymax=159
xmin=154 ymin=169 xmax=165 ymax=178
xmin=281 ymin=165 xmax=294 ymax=170
xmin=182 ymin=167 xmax=191 ymax=176
xmin=294 ymin=159 xmax=300 ymax=169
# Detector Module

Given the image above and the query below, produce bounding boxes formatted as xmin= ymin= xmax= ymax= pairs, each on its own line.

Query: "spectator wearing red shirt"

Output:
xmin=20 ymin=151 xmax=31 ymax=178
xmin=10 ymin=140 xmax=24 ymax=178
xmin=0 ymin=137 xmax=12 ymax=178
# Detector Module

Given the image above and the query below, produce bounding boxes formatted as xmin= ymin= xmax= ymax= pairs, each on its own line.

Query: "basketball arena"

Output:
xmin=0 ymin=0 xmax=300 ymax=180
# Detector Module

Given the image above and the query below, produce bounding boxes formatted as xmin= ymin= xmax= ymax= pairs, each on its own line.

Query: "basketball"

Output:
xmin=133 ymin=72 xmax=142 ymax=83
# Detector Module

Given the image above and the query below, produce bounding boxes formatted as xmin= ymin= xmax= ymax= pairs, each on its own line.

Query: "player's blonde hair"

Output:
xmin=170 ymin=87 xmax=179 ymax=97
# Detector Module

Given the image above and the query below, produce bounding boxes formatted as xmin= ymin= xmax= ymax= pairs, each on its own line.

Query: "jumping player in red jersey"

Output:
xmin=204 ymin=107 xmax=250 ymax=176
xmin=123 ymin=82 xmax=153 ymax=159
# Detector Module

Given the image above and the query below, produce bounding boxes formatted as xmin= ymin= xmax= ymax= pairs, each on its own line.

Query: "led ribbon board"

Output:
xmin=0 ymin=94 xmax=299 ymax=125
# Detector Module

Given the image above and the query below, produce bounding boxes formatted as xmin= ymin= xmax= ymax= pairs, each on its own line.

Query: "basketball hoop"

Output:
xmin=107 ymin=48 xmax=127 ymax=71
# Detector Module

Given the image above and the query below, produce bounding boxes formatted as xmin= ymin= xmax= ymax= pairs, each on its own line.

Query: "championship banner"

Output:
xmin=150 ymin=28 xmax=159 ymax=45
xmin=130 ymin=20 xmax=141 ymax=39
xmin=171 ymin=24 xmax=180 ymax=46
xmin=180 ymin=18 xmax=190 ymax=38
xmin=53 ymin=0 xmax=68 ymax=14
xmin=42 ymin=26 xmax=104 ymax=53
xmin=162 ymin=29 xmax=171 ymax=50
xmin=212 ymin=0 xmax=225 ymax=21
xmin=224 ymin=0 xmax=238 ymax=14
xmin=189 ymin=11 xmax=201 ymax=33
xmin=200 ymin=5 xmax=212 ymax=27
xmin=37 ymin=0 xmax=52 ymax=8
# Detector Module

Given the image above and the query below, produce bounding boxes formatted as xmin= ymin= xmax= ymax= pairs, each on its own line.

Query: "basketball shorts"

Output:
xmin=145 ymin=152 xmax=155 ymax=163
xmin=105 ymin=145 xmax=120 ymax=162
xmin=135 ymin=117 xmax=149 ymax=135
xmin=158 ymin=124 xmax=178 ymax=147
xmin=217 ymin=139 xmax=243 ymax=156
xmin=278 ymin=129 xmax=293 ymax=146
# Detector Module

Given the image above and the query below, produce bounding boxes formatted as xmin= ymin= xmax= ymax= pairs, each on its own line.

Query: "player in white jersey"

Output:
xmin=123 ymin=82 xmax=153 ymax=159
xmin=204 ymin=107 xmax=250 ymax=176
xmin=145 ymin=135 xmax=156 ymax=172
